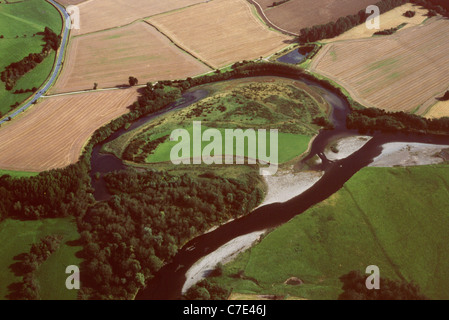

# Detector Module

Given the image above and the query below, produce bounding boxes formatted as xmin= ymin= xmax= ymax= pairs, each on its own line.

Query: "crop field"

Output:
xmin=212 ymin=165 xmax=449 ymax=300
xmin=310 ymin=17 xmax=449 ymax=114
xmin=425 ymin=100 xmax=449 ymax=118
xmin=253 ymin=0 xmax=375 ymax=35
xmin=104 ymin=77 xmax=328 ymax=165
xmin=0 ymin=88 xmax=139 ymax=172
xmin=73 ymin=0 xmax=206 ymax=35
xmin=322 ymin=3 xmax=429 ymax=43
xmin=0 ymin=0 xmax=62 ymax=116
xmin=148 ymin=0 xmax=291 ymax=68
xmin=0 ymin=218 xmax=82 ymax=300
xmin=50 ymin=22 xmax=210 ymax=93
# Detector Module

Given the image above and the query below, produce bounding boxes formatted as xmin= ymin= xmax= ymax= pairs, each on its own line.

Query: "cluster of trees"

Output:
xmin=269 ymin=0 xmax=290 ymax=7
xmin=0 ymin=27 xmax=60 ymax=90
xmin=9 ymin=235 xmax=63 ymax=300
xmin=338 ymin=270 xmax=428 ymax=300
xmin=346 ymin=107 xmax=449 ymax=134
xmin=439 ymin=90 xmax=449 ymax=101
xmin=13 ymin=87 xmax=37 ymax=94
xmin=413 ymin=0 xmax=449 ymax=17
xmin=373 ymin=24 xmax=405 ymax=35
xmin=184 ymin=279 xmax=229 ymax=300
xmin=76 ymin=169 xmax=263 ymax=299
xmin=0 ymin=161 xmax=92 ymax=221
xmin=403 ymin=10 xmax=416 ymax=17
xmin=123 ymin=134 xmax=169 ymax=163
xmin=298 ymin=0 xmax=409 ymax=43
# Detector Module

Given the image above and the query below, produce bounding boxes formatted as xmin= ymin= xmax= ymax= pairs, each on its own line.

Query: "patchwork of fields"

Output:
xmin=72 ymin=0 xmax=206 ymax=35
xmin=311 ymin=17 xmax=449 ymax=115
xmin=0 ymin=88 xmax=139 ymax=172
xmin=51 ymin=22 xmax=210 ymax=93
xmin=148 ymin=0 xmax=291 ymax=68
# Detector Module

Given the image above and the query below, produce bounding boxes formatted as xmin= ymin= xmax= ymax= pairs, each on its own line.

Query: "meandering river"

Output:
xmin=88 ymin=74 xmax=449 ymax=300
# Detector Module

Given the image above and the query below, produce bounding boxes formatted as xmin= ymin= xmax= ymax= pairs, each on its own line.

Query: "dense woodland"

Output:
xmin=298 ymin=0 xmax=449 ymax=43
xmin=0 ymin=27 xmax=60 ymax=90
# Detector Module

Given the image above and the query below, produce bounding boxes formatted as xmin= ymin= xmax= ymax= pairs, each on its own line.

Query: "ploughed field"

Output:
xmin=50 ymin=22 xmax=211 ymax=93
xmin=253 ymin=0 xmax=375 ymax=35
xmin=148 ymin=0 xmax=291 ymax=68
xmin=72 ymin=0 xmax=206 ymax=35
xmin=0 ymin=88 xmax=139 ymax=172
xmin=310 ymin=17 xmax=449 ymax=115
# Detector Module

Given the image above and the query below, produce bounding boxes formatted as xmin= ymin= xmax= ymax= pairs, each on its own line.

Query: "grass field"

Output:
xmin=104 ymin=77 xmax=328 ymax=165
xmin=425 ymin=99 xmax=449 ymax=118
xmin=51 ymin=22 xmax=210 ymax=93
xmin=253 ymin=0 xmax=375 ymax=35
xmin=0 ymin=169 xmax=39 ymax=178
xmin=0 ymin=88 xmax=139 ymax=172
xmin=0 ymin=0 xmax=62 ymax=115
xmin=148 ymin=0 xmax=292 ymax=68
xmin=73 ymin=0 xmax=205 ymax=35
xmin=212 ymin=165 xmax=449 ymax=300
xmin=321 ymin=3 xmax=429 ymax=43
xmin=310 ymin=17 xmax=449 ymax=115
xmin=0 ymin=218 xmax=82 ymax=300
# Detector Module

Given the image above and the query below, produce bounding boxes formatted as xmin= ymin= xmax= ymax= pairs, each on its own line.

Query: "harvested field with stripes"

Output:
xmin=73 ymin=0 xmax=205 ymax=35
xmin=310 ymin=17 xmax=449 ymax=115
xmin=148 ymin=0 xmax=291 ymax=68
xmin=0 ymin=88 xmax=139 ymax=172
xmin=51 ymin=22 xmax=210 ymax=93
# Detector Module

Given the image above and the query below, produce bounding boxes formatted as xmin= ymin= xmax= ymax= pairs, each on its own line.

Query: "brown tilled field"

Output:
xmin=310 ymin=17 xmax=449 ymax=115
xmin=74 ymin=0 xmax=205 ymax=35
xmin=51 ymin=22 xmax=210 ymax=93
xmin=253 ymin=0 xmax=375 ymax=34
xmin=0 ymin=88 xmax=139 ymax=172
xmin=148 ymin=0 xmax=291 ymax=68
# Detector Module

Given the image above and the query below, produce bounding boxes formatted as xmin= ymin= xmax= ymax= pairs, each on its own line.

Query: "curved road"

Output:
xmin=0 ymin=0 xmax=70 ymax=125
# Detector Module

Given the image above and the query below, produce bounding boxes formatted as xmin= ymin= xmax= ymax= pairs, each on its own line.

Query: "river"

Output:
xmin=88 ymin=74 xmax=449 ymax=300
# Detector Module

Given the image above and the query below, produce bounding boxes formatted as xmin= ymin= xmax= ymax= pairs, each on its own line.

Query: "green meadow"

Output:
xmin=0 ymin=0 xmax=62 ymax=116
xmin=211 ymin=165 xmax=449 ymax=300
xmin=0 ymin=218 xmax=82 ymax=300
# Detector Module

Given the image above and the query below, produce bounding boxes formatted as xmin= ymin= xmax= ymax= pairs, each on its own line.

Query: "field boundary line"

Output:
xmin=73 ymin=0 xmax=212 ymax=38
xmin=142 ymin=20 xmax=215 ymax=70
xmin=246 ymin=0 xmax=298 ymax=37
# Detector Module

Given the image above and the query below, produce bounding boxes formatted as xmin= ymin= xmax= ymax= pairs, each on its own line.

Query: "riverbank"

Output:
xmin=370 ymin=142 xmax=449 ymax=167
xmin=182 ymin=167 xmax=324 ymax=293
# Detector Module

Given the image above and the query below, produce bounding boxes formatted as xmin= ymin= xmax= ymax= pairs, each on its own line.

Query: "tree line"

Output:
xmin=8 ymin=235 xmax=63 ymax=300
xmin=346 ymin=107 xmax=449 ymax=134
xmin=297 ymin=0 xmax=448 ymax=43
xmin=0 ymin=27 xmax=60 ymax=91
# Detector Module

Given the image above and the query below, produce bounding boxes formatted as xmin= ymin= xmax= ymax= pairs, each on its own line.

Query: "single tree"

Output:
xmin=93 ymin=83 xmax=98 ymax=90
xmin=128 ymin=76 xmax=138 ymax=86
